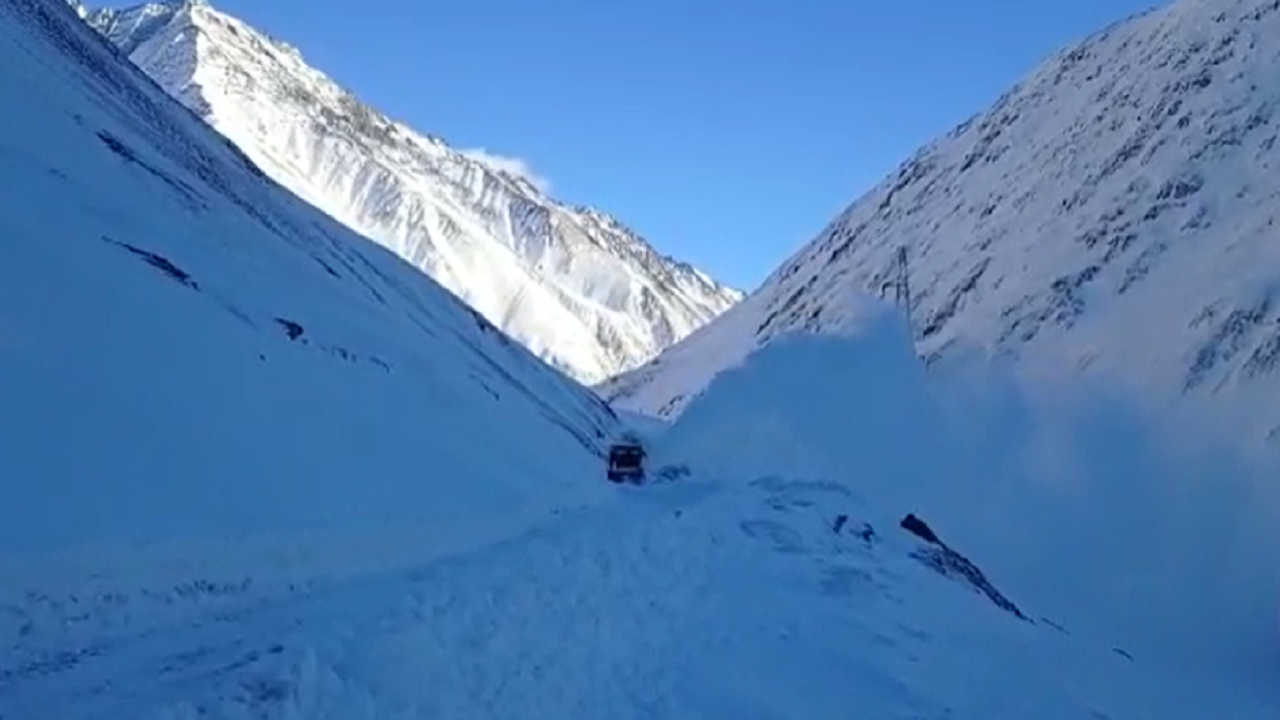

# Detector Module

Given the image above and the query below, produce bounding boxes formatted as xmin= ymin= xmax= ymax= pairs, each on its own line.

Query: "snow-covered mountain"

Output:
xmin=80 ymin=0 xmax=742 ymax=385
xmin=1 ymin=0 xmax=624 ymax=583
xmin=604 ymin=0 xmax=1280 ymax=443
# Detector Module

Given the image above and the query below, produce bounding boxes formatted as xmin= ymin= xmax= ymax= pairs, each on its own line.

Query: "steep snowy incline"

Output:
xmin=83 ymin=0 xmax=742 ymax=384
xmin=0 ymin=0 xmax=622 ymax=656
xmin=605 ymin=0 xmax=1280 ymax=442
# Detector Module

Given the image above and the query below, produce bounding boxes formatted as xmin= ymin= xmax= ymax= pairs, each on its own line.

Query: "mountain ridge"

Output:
xmin=83 ymin=0 xmax=742 ymax=384
xmin=603 ymin=0 xmax=1280 ymax=447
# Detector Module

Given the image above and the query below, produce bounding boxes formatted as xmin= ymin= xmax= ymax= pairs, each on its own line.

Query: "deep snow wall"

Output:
xmin=657 ymin=304 xmax=1280 ymax=680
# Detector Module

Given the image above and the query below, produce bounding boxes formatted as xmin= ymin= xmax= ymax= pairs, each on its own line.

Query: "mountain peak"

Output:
xmin=86 ymin=1 xmax=740 ymax=383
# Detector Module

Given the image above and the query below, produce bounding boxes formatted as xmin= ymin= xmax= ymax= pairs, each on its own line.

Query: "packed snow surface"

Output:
xmin=12 ymin=474 xmax=1280 ymax=719
xmin=604 ymin=0 xmax=1280 ymax=446
xmin=83 ymin=0 xmax=742 ymax=385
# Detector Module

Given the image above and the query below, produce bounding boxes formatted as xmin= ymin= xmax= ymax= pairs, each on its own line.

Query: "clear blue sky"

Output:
xmin=119 ymin=0 xmax=1159 ymax=289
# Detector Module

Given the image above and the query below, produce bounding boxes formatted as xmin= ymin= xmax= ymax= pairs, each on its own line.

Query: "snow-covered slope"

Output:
xmin=7 ymin=270 xmax=1277 ymax=716
xmin=605 ymin=0 xmax=1280 ymax=442
xmin=0 ymin=0 xmax=624 ymax=637
xmin=649 ymin=318 xmax=1280 ymax=711
xmin=81 ymin=0 xmax=742 ymax=385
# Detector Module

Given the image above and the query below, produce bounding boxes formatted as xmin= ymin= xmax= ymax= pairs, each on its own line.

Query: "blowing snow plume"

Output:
xmin=655 ymin=297 xmax=1280 ymax=685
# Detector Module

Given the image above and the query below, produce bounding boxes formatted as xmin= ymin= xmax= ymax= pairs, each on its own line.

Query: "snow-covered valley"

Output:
xmin=4 ymin=0 xmax=1280 ymax=716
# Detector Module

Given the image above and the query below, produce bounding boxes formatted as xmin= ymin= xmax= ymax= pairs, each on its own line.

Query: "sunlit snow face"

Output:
xmin=82 ymin=0 xmax=742 ymax=387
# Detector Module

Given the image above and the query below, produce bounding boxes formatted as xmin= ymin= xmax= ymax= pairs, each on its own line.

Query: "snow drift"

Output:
xmin=656 ymin=297 xmax=1280 ymax=681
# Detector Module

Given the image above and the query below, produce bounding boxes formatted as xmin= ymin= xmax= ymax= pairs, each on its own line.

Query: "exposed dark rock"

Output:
xmin=853 ymin=522 xmax=876 ymax=543
xmin=1184 ymin=295 xmax=1273 ymax=390
xmin=1040 ymin=617 xmax=1071 ymax=635
xmin=274 ymin=317 xmax=304 ymax=341
xmin=900 ymin=513 xmax=1028 ymax=620
xmin=95 ymin=130 xmax=203 ymax=208
xmin=652 ymin=464 xmax=692 ymax=483
xmin=833 ymin=514 xmax=849 ymax=534
xmin=103 ymin=237 xmax=198 ymax=289
xmin=899 ymin=513 xmax=941 ymax=545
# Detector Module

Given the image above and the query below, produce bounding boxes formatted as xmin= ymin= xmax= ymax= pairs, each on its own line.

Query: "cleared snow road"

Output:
xmin=3 ymin=476 xmax=1276 ymax=720
xmin=1 ymin=480 xmax=719 ymax=719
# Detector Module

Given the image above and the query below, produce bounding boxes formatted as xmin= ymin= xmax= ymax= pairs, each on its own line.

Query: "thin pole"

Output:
xmin=895 ymin=245 xmax=913 ymax=334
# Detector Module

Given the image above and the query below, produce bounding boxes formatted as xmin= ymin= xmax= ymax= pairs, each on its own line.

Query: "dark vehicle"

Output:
xmin=607 ymin=441 xmax=646 ymax=484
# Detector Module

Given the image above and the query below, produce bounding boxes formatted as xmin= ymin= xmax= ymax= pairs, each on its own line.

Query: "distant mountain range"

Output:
xmin=81 ymin=0 xmax=741 ymax=384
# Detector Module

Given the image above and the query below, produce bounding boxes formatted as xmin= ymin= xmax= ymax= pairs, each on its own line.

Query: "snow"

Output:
xmin=9 ymin=270 xmax=1279 ymax=717
xmin=604 ymin=283 xmax=886 ymax=418
xmin=0 ymin=0 xmax=619 ymax=699
xmin=657 ymin=303 xmax=1280 ymax=685
xmin=653 ymin=305 xmax=937 ymax=489
xmin=603 ymin=0 xmax=1280 ymax=446
xmin=18 ymin=472 xmax=1277 ymax=719
xmin=6 ymin=0 xmax=1280 ymax=716
xmin=85 ymin=0 xmax=742 ymax=385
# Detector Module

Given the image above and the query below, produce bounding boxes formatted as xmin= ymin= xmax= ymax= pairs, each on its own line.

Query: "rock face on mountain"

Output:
xmin=84 ymin=0 xmax=741 ymax=384
xmin=605 ymin=0 xmax=1280 ymax=445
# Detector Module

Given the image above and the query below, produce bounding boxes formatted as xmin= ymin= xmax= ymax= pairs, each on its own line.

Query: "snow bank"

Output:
xmin=658 ymin=298 xmax=1280 ymax=679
